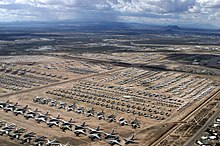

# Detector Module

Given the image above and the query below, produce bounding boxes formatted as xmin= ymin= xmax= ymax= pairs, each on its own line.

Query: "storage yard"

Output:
xmin=0 ymin=50 xmax=219 ymax=146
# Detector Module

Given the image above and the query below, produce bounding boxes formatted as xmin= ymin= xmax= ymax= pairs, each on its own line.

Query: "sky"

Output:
xmin=0 ymin=0 xmax=219 ymax=27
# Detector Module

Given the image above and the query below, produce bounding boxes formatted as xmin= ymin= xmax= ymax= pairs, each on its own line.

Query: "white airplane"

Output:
xmin=60 ymin=119 xmax=73 ymax=132
xmin=4 ymin=102 xmax=18 ymax=112
xmin=24 ymin=108 xmax=39 ymax=119
xmin=74 ymin=129 xmax=86 ymax=136
xmin=46 ymin=139 xmax=60 ymax=146
xmin=35 ymin=111 xmax=49 ymax=123
xmin=87 ymin=126 xmax=101 ymax=134
xmin=13 ymin=105 xmax=28 ymax=116
xmin=118 ymin=117 xmax=128 ymax=126
xmin=74 ymin=122 xmax=86 ymax=130
xmin=106 ymin=139 xmax=122 ymax=146
xmin=124 ymin=134 xmax=138 ymax=145
xmin=103 ymin=129 xmax=118 ymax=139
xmin=88 ymin=133 xmax=101 ymax=141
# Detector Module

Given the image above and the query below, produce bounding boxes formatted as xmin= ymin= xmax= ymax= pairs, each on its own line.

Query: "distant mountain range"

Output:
xmin=0 ymin=21 xmax=219 ymax=31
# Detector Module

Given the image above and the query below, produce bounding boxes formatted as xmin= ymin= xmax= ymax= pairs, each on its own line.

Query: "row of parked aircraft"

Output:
xmin=0 ymin=100 xmax=138 ymax=145
xmin=33 ymin=96 xmax=141 ymax=129
xmin=0 ymin=120 xmax=69 ymax=146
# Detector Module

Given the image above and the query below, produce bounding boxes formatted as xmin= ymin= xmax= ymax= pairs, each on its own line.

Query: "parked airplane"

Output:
xmin=4 ymin=102 xmax=18 ymax=112
xmin=20 ymin=132 xmax=36 ymax=144
xmin=46 ymin=139 xmax=60 ymax=146
xmin=0 ymin=123 xmax=16 ymax=135
xmin=74 ymin=129 xmax=86 ymax=136
xmin=105 ymin=139 xmax=122 ymax=146
xmin=124 ymin=134 xmax=138 ymax=145
xmin=35 ymin=111 xmax=49 ymax=123
xmin=60 ymin=118 xmax=73 ymax=132
xmin=118 ymin=117 xmax=128 ymax=126
xmin=88 ymin=133 xmax=101 ymax=141
xmin=87 ymin=126 xmax=101 ymax=134
xmin=13 ymin=105 xmax=28 ymax=116
xmin=8 ymin=128 xmax=25 ymax=140
xmin=24 ymin=108 xmax=39 ymax=119
xmin=47 ymin=115 xmax=61 ymax=127
xmin=103 ymin=129 xmax=118 ymax=139
xmin=74 ymin=122 xmax=86 ymax=130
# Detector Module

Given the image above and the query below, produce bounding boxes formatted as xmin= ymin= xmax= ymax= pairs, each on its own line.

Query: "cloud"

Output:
xmin=0 ymin=0 xmax=219 ymax=27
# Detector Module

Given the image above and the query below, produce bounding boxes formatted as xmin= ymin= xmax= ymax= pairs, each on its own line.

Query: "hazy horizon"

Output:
xmin=0 ymin=0 xmax=219 ymax=28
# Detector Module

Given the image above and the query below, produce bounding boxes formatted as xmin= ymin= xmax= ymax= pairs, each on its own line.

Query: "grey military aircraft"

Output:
xmin=124 ymin=134 xmax=138 ymax=145
xmin=85 ymin=108 xmax=95 ymax=117
xmin=74 ymin=122 xmax=87 ymax=136
xmin=97 ymin=110 xmax=105 ymax=120
xmin=60 ymin=118 xmax=73 ymax=132
xmin=107 ymin=114 xmax=116 ymax=123
xmin=118 ymin=117 xmax=128 ymax=126
xmin=66 ymin=104 xmax=76 ymax=112
xmin=74 ymin=129 xmax=86 ymax=136
xmin=4 ymin=102 xmax=18 ymax=112
xmin=32 ymin=136 xmax=47 ymax=146
xmin=130 ymin=118 xmax=140 ymax=129
xmin=35 ymin=111 xmax=49 ymax=123
xmin=46 ymin=139 xmax=60 ymax=146
xmin=24 ymin=108 xmax=39 ymax=119
xmin=0 ymin=123 xmax=16 ymax=135
xmin=103 ymin=129 xmax=118 ymax=139
xmin=20 ymin=132 xmax=36 ymax=144
xmin=88 ymin=133 xmax=101 ymax=141
xmin=0 ymin=100 xmax=9 ymax=109
xmin=13 ymin=105 xmax=28 ymax=116
xmin=87 ymin=126 xmax=101 ymax=134
xmin=47 ymin=115 xmax=61 ymax=127
xmin=74 ymin=122 xmax=86 ymax=130
xmin=8 ymin=127 xmax=25 ymax=140
xmin=105 ymin=139 xmax=122 ymax=146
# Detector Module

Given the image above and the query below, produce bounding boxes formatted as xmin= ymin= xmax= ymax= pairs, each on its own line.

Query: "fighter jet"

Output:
xmin=107 ymin=114 xmax=116 ymax=123
xmin=74 ymin=129 xmax=86 ymax=136
xmin=0 ymin=123 xmax=16 ymax=135
xmin=87 ymin=126 xmax=101 ymax=134
xmin=57 ymin=102 xmax=66 ymax=109
xmin=33 ymin=96 xmax=42 ymax=103
xmin=118 ymin=117 xmax=128 ymax=126
xmin=66 ymin=104 xmax=76 ymax=112
xmin=74 ymin=122 xmax=86 ymax=130
xmin=24 ymin=108 xmax=39 ymax=119
xmin=88 ymin=133 xmax=101 ymax=141
xmin=105 ymin=139 xmax=122 ymax=146
xmin=47 ymin=115 xmax=60 ymax=127
xmin=32 ymin=136 xmax=47 ymax=146
xmin=4 ymin=102 xmax=18 ymax=112
xmin=35 ymin=111 xmax=49 ymax=123
xmin=124 ymin=134 xmax=138 ymax=145
xmin=49 ymin=100 xmax=57 ymax=107
xmin=74 ymin=122 xmax=87 ymax=136
xmin=13 ymin=105 xmax=28 ymax=116
xmin=20 ymin=132 xmax=36 ymax=144
xmin=60 ymin=118 xmax=73 ymax=132
xmin=75 ymin=107 xmax=84 ymax=114
xmin=103 ymin=129 xmax=118 ymax=139
xmin=85 ymin=108 xmax=95 ymax=117
xmin=46 ymin=139 xmax=60 ymax=146
xmin=0 ymin=100 xmax=9 ymax=109
xmin=97 ymin=110 xmax=105 ymax=120
xmin=130 ymin=118 xmax=140 ymax=129
xmin=8 ymin=128 xmax=25 ymax=140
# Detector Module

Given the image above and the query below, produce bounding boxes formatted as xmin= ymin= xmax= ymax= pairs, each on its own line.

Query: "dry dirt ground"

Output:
xmin=0 ymin=53 xmax=219 ymax=146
